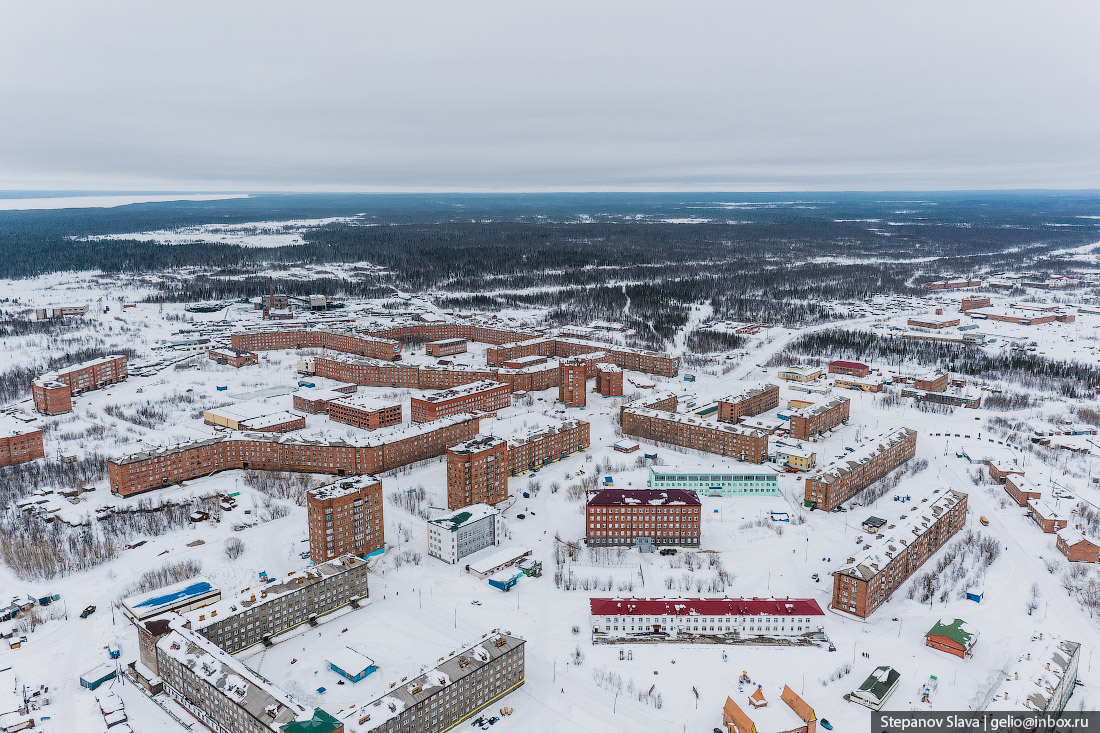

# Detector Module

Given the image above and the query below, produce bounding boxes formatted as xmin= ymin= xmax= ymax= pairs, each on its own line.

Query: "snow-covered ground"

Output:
xmin=3 ymin=284 xmax=1100 ymax=733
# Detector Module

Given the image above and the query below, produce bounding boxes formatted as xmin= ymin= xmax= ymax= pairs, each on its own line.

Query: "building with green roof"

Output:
xmin=926 ymin=618 xmax=978 ymax=658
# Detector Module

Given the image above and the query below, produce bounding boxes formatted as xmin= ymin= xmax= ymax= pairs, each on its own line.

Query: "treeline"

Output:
xmin=773 ymin=329 xmax=1100 ymax=398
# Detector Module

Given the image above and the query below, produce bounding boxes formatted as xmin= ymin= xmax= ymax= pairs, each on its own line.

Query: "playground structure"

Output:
xmin=917 ymin=675 xmax=939 ymax=707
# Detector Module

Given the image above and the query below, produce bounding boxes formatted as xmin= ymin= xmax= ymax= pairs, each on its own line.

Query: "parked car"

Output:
xmin=659 ymin=548 xmax=678 ymax=556
xmin=80 ymin=605 xmax=97 ymax=619
xmin=820 ymin=719 xmax=833 ymax=730
xmin=516 ymin=514 xmax=525 ymax=520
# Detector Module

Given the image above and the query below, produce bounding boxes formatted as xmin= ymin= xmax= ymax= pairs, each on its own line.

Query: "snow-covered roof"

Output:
xmin=1056 ymin=527 xmax=1098 ymax=547
xmin=589 ymin=597 xmax=824 ymax=617
xmin=465 ymin=547 xmax=532 ymax=575
xmin=308 ymin=475 xmax=381 ymax=502
xmin=350 ymin=633 xmax=525 ymax=733
xmin=415 ymin=380 xmax=507 ymax=403
xmin=807 ymin=427 xmax=915 ymax=486
xmin=985 ymin=634 xmax=1081 ymax=712
xmin=428 ymin=503 xmax=499 ymax=532
xmin=587 ymin=489 xmax=700 ymax=507
xmin=836 ymin=488 xmax=967 ymax=581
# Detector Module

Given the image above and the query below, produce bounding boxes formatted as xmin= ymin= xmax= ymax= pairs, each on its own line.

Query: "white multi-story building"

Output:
xmin=589 ymin=597 xmax=824 ymax=639
xmin=427 ymin=503 xmax=503 ymax=564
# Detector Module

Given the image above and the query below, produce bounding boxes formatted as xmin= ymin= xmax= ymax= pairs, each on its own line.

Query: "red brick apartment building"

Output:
xmin=961 ymin=297 xmax=992 ymax=311
xmin=239 ymin=322 xmax=681 ymax=377
xmin=621 ymin=397 xmax=768 ymax=463
xmin=0 ymin=422 xmax=45 ymax=466
xmin=1057 ymin=529 xmax=1100 ymax=564
xmin=446 ymin=436 xmax=508 ymax=510
xmin=717 ymin=384 xmax=780 ymax=423
xmin=502 ymin=354 xmax=547 ymax=369
xmin=307 ymin=475 xmax=384 ymax=562
xmin=586 ymin=489 xmax=701 ymax=547
xmin=231 ymin=328 xmax=402 ymax=361
xmin=788 ymin=396 xmax=850 ymax=441
xmin=595 ymin=363 xmax=623 ymax=397
xmin=832 ymin=488 xmax=968 ymax=618
xmin=1003 ymin=475 xmax=1043 ymax=507
xmin=907 ymin=316 xmax=961 ymax=329
xmin=411 ymin=380 xmax=511 ymax=423
xmin=559 ymin=358 xmax=588 ymax=407
xmin=327 ymin=394 xmax=403 ymax=430
xmin=291 ymin=386 xmax=358 ymax=414
xmin=207 ymin=347 xmax=259 ymax=368
xmin=108 ymin=415 xmax=481 ymax=496
xmin=426 ymin=338 xmax=467 ymax=357
xmin=504 ymin=418 xmax=590 ymax=474
xmin=924 ymin=278 xmax=981 ymax=290
xmin=828 ymin=360 xmax=869 ymax=377
xmin=32 ymin=354 xmax=128 ymax=415
xmin=804 ymin=427 xmax=917 ymax=511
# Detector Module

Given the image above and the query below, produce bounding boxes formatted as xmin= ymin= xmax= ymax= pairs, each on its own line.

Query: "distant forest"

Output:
xmin=2 ymin=192 xmax=1099 ymax=350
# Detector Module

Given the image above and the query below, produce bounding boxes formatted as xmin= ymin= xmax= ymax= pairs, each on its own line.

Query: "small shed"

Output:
xmin=925 ymin=619 xmax=978 ymax=659
xmin=612 ymin=440 xmax=640 ymax=454
xmin=327 ymin=647 xmax=377 ymax=683
xmin=965 ymin=587 xmax=985 ymax=603
xmin=80 ymin=663 xmax=118 ymax=690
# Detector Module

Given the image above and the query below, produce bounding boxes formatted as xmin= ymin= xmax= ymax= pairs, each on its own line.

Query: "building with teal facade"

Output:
xmin=647 ymin=467 xmax=780 ymax=497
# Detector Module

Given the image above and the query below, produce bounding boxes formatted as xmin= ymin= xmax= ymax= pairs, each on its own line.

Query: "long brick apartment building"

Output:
xmin=717 ymin=384 xmax=780 ymax=424
xmin=788 ymin=396 xmax=850 ymax=440
xmin=804 ymin=427 xmax=917 ymax=511
xmin=232 ymin=327 xmax=402 ymax=360
xmin=108 ymin=414 xmax=481 ymax=496
xmin=586 ymin=489 xmax=701 ymax=547
xmin=833 ymin=488 xmax=968 ymax=617
xmin=307 ymin=475 xmax=385 ymax=563
xmin=411 ymin=380 xmax=510 ymax=423
xmin=621 ymin=393 xmax=768 ymax=463
xmin=32 ymin=354 xmax=128 ymax=415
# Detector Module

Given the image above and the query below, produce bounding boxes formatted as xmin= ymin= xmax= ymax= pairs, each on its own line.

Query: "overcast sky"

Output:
xmin=1 ymin=1 xmax=1097 ymax=192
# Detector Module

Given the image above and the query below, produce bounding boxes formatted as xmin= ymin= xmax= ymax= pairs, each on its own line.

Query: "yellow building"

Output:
xmin=779 ymin=365 xmax=824 ymax=382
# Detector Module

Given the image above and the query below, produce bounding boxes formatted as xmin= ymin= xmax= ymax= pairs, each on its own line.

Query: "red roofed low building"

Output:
xmin=723 ymin=685 xmax=819 ymax=733
xmin=589 ymin=597 xmax=824 ymax=640
xmin=828 ymin=360 xmax=869 ymax=378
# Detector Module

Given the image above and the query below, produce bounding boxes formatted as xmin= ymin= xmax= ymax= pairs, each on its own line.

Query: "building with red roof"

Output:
xmin=585 ymin=489 xmax=701 ymax=548
xmin=589 ymin=597 xmax=824 ymax=639
xmin=827 ymin=360 xmax=869 ymax=378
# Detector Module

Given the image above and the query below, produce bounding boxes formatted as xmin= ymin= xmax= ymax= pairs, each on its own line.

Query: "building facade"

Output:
xmin=0 ymin=422 xmax=45 ymax=467
xmin=108 ymin=415 xmax=481 ymax=496
xmin=32 ymin=354 xmax=128 ymax=415
xmin=207 ymin=347 xmax=259 ymax=368
xmin=717 ymin=384 xmax=780 ymax=423
xmin=804 ymin=427 xmax=917 ymax=511
xmin=788 ymin=396 xmax=850 ymax=440
xmin=327 ymin=394 xmax=403 ymax=430
xmin=590 ymin=597 xmax=823 ymax=639
xmin=559 ymin=358 xmax=588 ymax=408
xmin=307 ymin=476 xmax=385 ymax=563
xmin=1057 ymin=529 xmax=1100 ymax=563
xmin=622 ymin=404 xmax=769 ymax=463
xmin=447 ymin=436 xmax=508 ymax=510
xmin=357 ymin=634 xmax=525 ymax=733
xmin=427 ymin=503 xmax=502 ymax=563
xmin=832 ymin=489 xmax=968 ymax=618
xmin=828 ymin=361 xmax=869 ymax=377
xmin=647 ymin=467 xmax=779 ymax=497
xmin=411 ymin=380 xmax=510 ymax=423
xmin=425 ymin=338 xmax=467 ymax=357
xmin=595 ymin=363 xmax=624 ymax=397
xmin=585 ymin=489 xmax=701 ymax=547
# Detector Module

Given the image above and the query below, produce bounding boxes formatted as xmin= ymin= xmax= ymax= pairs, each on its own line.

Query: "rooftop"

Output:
xmin=806 ymin=427 xmax=915 ymax=486
xmin=927 ymin=618 xmax=978 ymax=649
xmin=836 ymin=488 xmax=967 ymax=581
xmin=589 ymin=597 xmax=824 ymax=617
xmin=416 ymin=380 xmax=507 ymax=403
xmin=587 ymin=489 xmax=701 ymax=507
xmin=428 ymin=503 xmax=499 ymax=532
xmin=985 ymin=634 xmax=1081 ymax=712
xmin=308 ymin=476 xmax=381 ymax=502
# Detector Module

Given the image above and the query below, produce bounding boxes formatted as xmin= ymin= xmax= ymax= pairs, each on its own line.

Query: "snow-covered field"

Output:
xmin=77 ymin=216 xmax=370 ymax=248
xmin=3 ymin=277 xmax=1100 ymax=733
